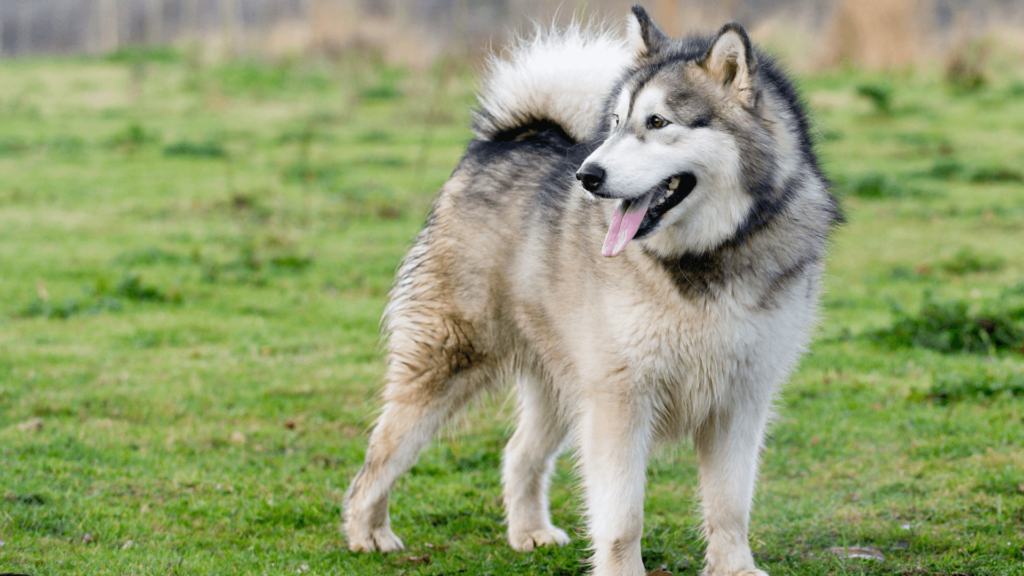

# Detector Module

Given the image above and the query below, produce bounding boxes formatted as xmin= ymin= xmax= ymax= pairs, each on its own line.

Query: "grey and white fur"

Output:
xmin=343 ymin=5 xmax=840 ymax=576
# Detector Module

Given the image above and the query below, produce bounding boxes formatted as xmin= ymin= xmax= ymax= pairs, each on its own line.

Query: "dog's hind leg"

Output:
xmin=502 ymin=372 xmax=570 ymax=552
xmin=344 ymin=314 xmax=492 ymax=553
xmin=693 ymin=396 xmax=773 ymax=576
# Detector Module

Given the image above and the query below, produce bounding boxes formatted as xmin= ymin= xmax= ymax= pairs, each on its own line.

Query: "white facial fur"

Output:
xmin=582 ymin=85 xmax=755 ymax=256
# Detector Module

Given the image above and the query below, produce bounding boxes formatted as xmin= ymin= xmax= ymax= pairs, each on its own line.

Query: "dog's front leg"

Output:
xmin=694 ymin=397 xmax=773 ymax=576
xmin=579 ymin=394 xmax=653 ymax=576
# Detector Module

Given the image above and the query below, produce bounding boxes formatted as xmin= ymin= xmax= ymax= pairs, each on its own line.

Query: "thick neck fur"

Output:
xmin=636 ymin=80 xmax=835 ymax=307
xmin=643 ymin=176 xmax=831 ymax=308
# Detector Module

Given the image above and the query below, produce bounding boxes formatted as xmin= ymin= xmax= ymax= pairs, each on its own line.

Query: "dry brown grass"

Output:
xmin=307 ymin=0 xmax=443 ymax=70
xmin=606 ymin=0 xmax=741 ymax=36
xmin=160 ymin=0 xmax=1024 ymax=73
xmin=944 ymin=37 xmax=992 ymax=92
xmin=819 ymin=0 xmax=924 ymax=70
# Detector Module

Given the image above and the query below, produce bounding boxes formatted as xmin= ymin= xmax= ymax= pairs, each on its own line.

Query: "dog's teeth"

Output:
xmin=669 ymin=176 xmax=680 ymax=190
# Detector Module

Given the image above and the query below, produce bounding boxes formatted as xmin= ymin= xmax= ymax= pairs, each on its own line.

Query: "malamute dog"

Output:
xmin=344 ymin=5 xmax=839 ymax=575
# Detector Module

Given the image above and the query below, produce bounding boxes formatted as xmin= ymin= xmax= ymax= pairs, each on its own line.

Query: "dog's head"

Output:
xmin=579 ymin=6 xmax=781 ymax=258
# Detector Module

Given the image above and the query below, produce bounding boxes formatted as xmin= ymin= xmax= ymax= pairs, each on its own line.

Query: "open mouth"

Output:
xmin=602 ymin=172 xmax=697 ymax=257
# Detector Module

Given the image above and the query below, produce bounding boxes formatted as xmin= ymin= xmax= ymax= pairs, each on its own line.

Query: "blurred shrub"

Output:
xmin=875 ymin=291 xmax=1024 ymax=354
xmin=358 ymin=67 xmax=405 ymax=102
xmin=970 ymin=166 xmax=1024 ymax=183
xmin=360 ymin=83 xmax=401 ymax=101
xmin=107 ymin=122 xmax=157 ymax=152
xmin=930 ymin=372 xmax=1024 ymax=404
xmin=17 ymin=296 xmax=121 ymax=320
xmin=164 ymin=140 xmax=226 ymax=159
xmin=939 ymin=247 xmax=1004 ymax=275
xmin=116 ymin=273 xmax=172 ymax=302
xmin=927 ymin=158 xmax=964 ymax=180
xmin=357 ymin=129 xmax=393 ymax=143
xmin=197 ymin=238 xmax=314 ymax=287
xmin=0 ymin=137 xmax=30 ymax=156
xmin=856 ymin=83 xmax=892 ymax=114
xmin=848 ymin=172 xmax=905 ymax=198
xmin=270 ymin=255 xmax=313 ymax=270
xmin=15 ymin=274 xmax=177 ymax=320
xmin=945 ymin=39 xmax=989 ymax=94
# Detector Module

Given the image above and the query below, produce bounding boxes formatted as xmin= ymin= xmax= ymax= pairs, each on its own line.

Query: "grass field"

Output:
xmin=1 ymin=48 xmax=1024 ymax=576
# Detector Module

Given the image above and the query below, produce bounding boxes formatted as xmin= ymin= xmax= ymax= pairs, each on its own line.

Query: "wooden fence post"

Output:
xmin=147 ymin=0 xmax=164 ymax=45
xmin=17 ymin=3 xmax=31 ymax=56
xmin=99 ymin=0 xmax=119 ymax=53
xmin=184 ymin=0 xmax=198 ymax=42
xmin=221 ymin=0 xmax=237 ymax=56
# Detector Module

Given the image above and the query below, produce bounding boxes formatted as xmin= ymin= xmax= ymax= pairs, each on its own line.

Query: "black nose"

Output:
xmin=575 ymin=164 xmax=605 ymax=193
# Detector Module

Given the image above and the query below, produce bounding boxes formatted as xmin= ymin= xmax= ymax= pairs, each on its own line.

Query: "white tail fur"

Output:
xmin=473 ymin=22 xmax=632 ymax=143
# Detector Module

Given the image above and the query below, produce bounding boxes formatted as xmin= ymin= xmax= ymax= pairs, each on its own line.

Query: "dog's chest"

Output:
xmin=610 ymin=279 xmax=813 ymax=391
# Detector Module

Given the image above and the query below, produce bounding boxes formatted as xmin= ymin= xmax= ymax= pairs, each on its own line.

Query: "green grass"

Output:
xmin=1 ymin=53 xmax=1024 ymax=576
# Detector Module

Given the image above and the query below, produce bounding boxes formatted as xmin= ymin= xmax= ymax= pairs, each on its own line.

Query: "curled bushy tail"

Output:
xmin=473 ymin=23 xmax=632 ymax=143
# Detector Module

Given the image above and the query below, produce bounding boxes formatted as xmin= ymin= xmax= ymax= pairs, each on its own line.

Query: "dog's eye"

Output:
xmin=690 ymin=117 xmax=710 ymax=129
xmin=611 ymin=114 xmax=620 ymax=128
xmin=648 ymin=115 xmax=669 ymax=129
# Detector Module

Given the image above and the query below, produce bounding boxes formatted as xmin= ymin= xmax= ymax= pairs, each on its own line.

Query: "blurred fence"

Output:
xmin=0 ymin=0 xmax=311 ymax=56
xmin=1 ymin=0 xmax=1022 ymax=68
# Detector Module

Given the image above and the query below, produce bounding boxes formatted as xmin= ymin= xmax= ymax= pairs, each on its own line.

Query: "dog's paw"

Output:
xmin=347 ymin=527 xmax=405 ymax=553
xmin=509 ymin=526 xmax=571 ymax=552
xmin=728 ymin=570 xmax=769 ymax=576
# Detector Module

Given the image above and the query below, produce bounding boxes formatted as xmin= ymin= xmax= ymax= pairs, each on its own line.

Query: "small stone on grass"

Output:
xmin=17 ymin=418 xmax=43 ymax=432
xmin=827 ymin=546 xmax=885 ymax=561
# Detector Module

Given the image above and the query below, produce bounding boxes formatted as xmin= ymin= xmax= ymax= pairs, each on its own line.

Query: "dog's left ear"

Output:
xmin=699 ymin=23 xmax=759 ymax=108
xmin=627 ymin=4 xmax=669 ymax=59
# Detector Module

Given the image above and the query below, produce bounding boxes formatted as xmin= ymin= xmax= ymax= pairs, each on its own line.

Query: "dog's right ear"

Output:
xmin=698 ymin=23 xmax=759 ymax=108
xmin=628 ymin=4 xmax=669 ymax=59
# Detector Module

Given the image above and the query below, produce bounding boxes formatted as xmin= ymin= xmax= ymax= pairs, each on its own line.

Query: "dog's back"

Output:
xmin=380 ymin=25 xmax=633 ymax=395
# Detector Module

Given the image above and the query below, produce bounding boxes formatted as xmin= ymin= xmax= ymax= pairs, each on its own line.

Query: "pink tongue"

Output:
xmin=601 ymin=195 xmax=652 ymax=257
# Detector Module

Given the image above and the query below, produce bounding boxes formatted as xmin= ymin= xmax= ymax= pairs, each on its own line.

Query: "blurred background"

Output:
xmin=2 ymin=1 xmax=1024 ymax=575
xmin=2 ymin=0 xmax=1024 ymax=71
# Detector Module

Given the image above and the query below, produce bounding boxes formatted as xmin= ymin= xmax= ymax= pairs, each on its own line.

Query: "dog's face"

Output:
xmin=579 ymin=9 xmax=768 ymax=258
